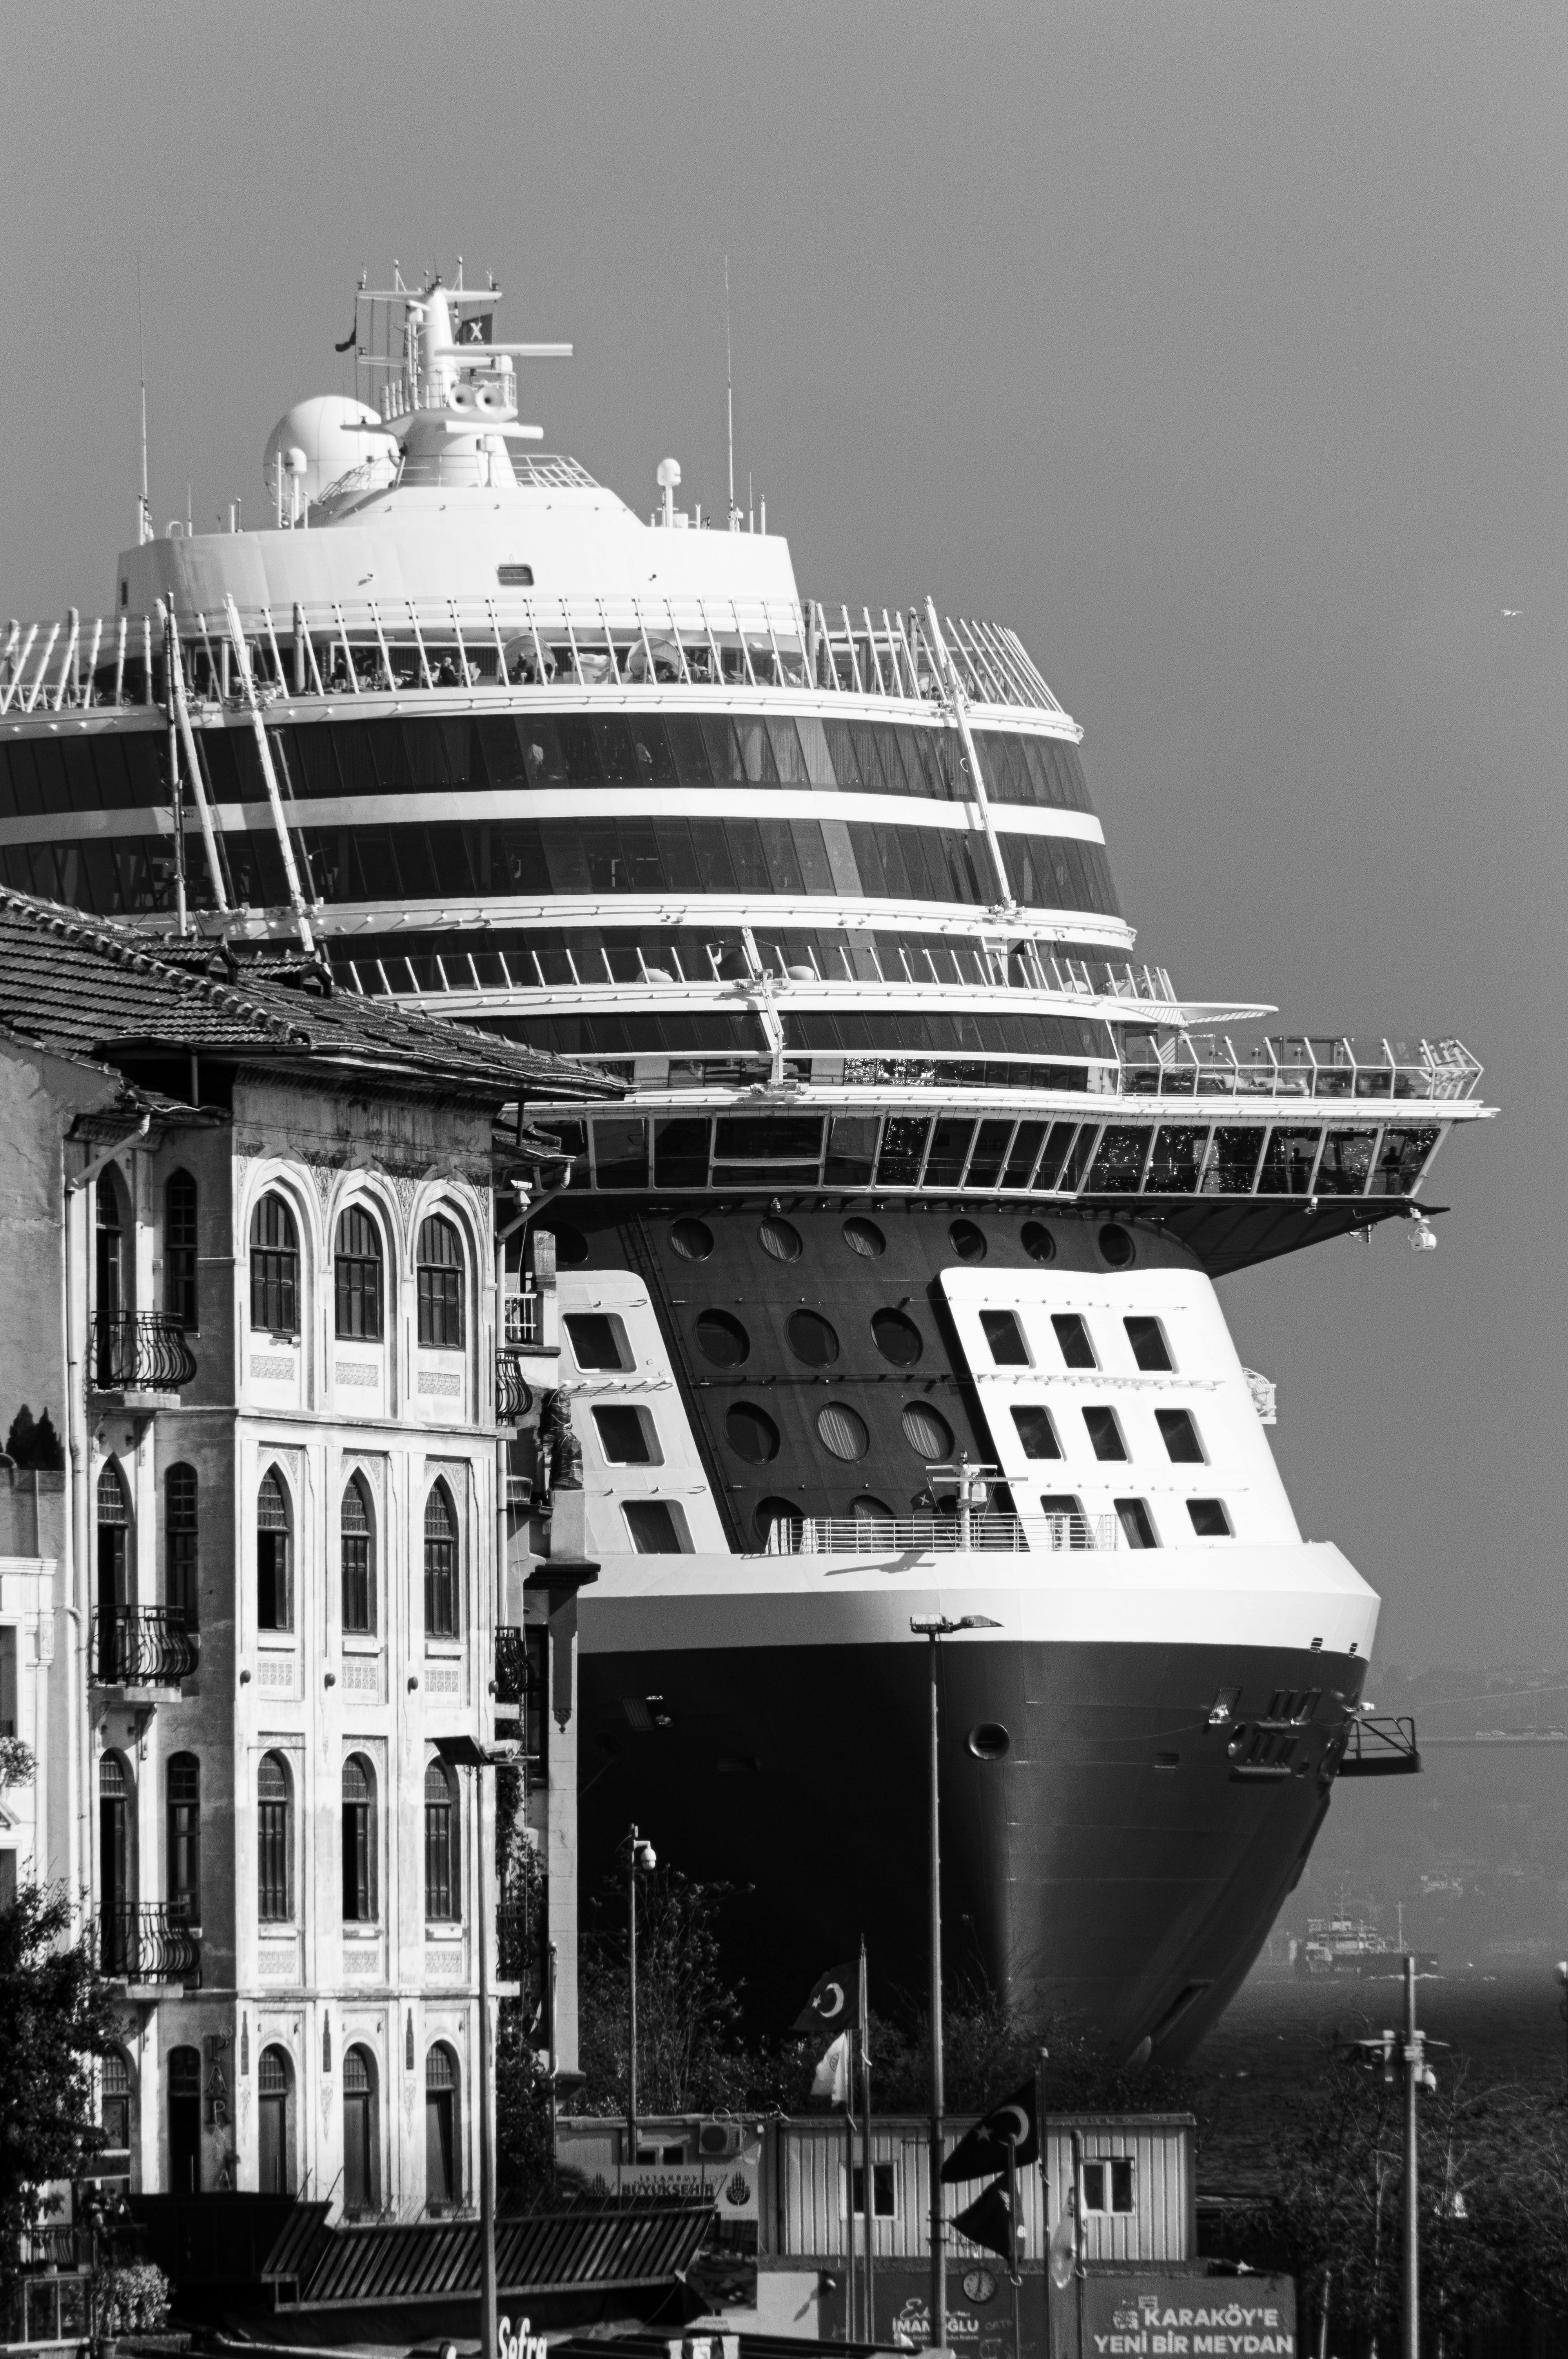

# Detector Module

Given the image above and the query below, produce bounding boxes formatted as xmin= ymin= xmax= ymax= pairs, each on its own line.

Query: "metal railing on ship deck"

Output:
xmin=0 ymin=596 xmax=1060 ymax=718
xmin=1123 ymin=1033 xmax=1483 ymax=1103
xmin=764 ymin=1512 xmax=1117 ymax=1556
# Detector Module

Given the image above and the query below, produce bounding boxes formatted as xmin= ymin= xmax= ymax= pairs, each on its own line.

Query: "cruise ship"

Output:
xmin=0 ymin=269 xmax=1492 ymax=2058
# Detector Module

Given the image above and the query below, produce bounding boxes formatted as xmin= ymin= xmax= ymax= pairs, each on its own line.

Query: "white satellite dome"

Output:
xmin=262 ymin=395 xmax=397 ymax=506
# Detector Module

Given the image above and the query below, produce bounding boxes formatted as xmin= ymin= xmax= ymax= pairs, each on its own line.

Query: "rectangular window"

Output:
xmin=1115 ymin=1498 xmax=1159 ymax=1549
xmin=258 ymin=1803 xmax=289 ymax=1921
xmin=851 ymin=2161 xmax=897 ymax=2218
xmin=1123 ymin=1315 xmax=1173 ymax=1372
xmin=565 ymin=1312 xmax=629 ymax=1371
xmin=623 ymin=1501 xmax=690 ymax=1554
xmin=425 ymin=1803 xmax=456 ymax=1921
xmin=1083 ymin=1406 xmax=1128 ymax=1461
xmin=1011 ymin=1406 xmax=1062 ymax=1460
xmin=1082 ymin=2158 xmax=1134 ymax=2214
xmin=1052 ymin=1313 xmax=1097 ymax=1369
xmin=165 ymin=1177 xmax=199 ymax=1330
xmin=1156 ymin=1408 xmax=1206 ymax=1463
xmin=979 ymin=1309 xmax=1030 ymax=1367
xmin=257 ymin=1532 xmax=291 ymax=1631
xmin=593 ymin=1405 xmax=658 ymax=1465
xmin=1187 ymin=1498 xmax=1233 ymax=1537
xmin=343 ymin=1803 xmax=371 ymax=1921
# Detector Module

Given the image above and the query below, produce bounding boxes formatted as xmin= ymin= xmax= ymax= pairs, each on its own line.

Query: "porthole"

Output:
xmin=726 ymin=1403 xmax=781 ymax=1464
xmin=759 ymin=1215 xmax=803 ymax=1263
xmin=949 ymin=1219 xmax=987 ymax=1264
xmin=1098 ymin=1225 xmax=1136 ymax=1269
xmin=851 ymin=1495 xmax=895 ymax=1521
xmin=787 ymin=1309 xmax=840 ymax=1367
xmin=548 ymin=1221 xmax=589 ymax=1267
xmin=968 ymin=1722 xmax=1011 ymax=1761
xmin=1021 ymin=1220 xmax=1056 ymax=1265
xmin=695 ymin=1310 xmax=750 ymax=1368
xmin=871 ymin=1308 xmax=924 ymax=1367
xmin=816 ymin=1403 xmax=869 ymax=1462
xmin=842 ymin=1217 xmax=886 ymax=1259
xmin=901 ymin=1401 xmax=954 ymax=1459
xmin=754 ymin=1495 xmax=802 ymax=1544
xmin=670 ymin=1217 xmax=715 ymax=1262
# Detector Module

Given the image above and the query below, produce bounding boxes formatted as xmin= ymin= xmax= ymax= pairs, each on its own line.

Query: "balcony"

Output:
xmin=763 ymin=1511 xmax=1117 ymax=1556
xmin=494 ymin=1626 xmax=527 ymax=1719
xmin=496 ymin=1351 xmax=534 ymax=1423
xmin=92 ymin=1606 xmax=198 ymax=1689
xmin=98 ymin=1902 xmax=200 ymax=1988
xmin=503 ymin=1292 xmax=542 ymax=1348
xmin=1336 ymin=1714 xmax=1422 ymax=1778
xmin=92 ymin=1313 xmax=197 ymax=1396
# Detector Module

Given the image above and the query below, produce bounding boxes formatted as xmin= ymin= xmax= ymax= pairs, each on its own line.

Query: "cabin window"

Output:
xmin=1082 ymin=1406 xmax=1128 ymax=1461
xmin=1188 ymin=1498 xmax=1233 ymax=1537
xmin=1156 ymin=1408 xmax=1205 ymax=1464
xmin=1051 ymin=1313 xmax=1097 ymax=1369
xmin=1123 ymin=1315 xmax=1173 ymax=1371
xmin=1115 ymin=1498 xmax=1159 ymax=1550
xmin=979 ymin=1310 xmax=1030 ymax=1366
xmin=1011 ymin=1407 xmax=1062 ymax=1460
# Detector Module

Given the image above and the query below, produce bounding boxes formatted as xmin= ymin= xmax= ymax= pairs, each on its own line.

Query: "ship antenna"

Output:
xmin=136 ymin=255 xmax=150 ymax=546
xmin=725 ymin=254 xmax=737 ymax=533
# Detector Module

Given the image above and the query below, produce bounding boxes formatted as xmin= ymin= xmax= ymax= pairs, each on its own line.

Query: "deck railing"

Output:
xmin=764 ymin=1512 xmax=1116 ymax=1556
xmin=1123 ymin=1034 xmax=1483 ymax=1103
xmin=92 ymin=1606 xmax=199 ymax=1687
xmin=0 ymin=596 xmax=1060 ymax=719
xmin=97 ymin=1902 xmax=200 ymax=1985
xmin=92 ymin=1313 xmax=197 ymax=1393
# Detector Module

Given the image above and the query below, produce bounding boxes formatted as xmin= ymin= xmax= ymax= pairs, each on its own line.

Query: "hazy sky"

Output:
xmin=2 ymin=2 xmax=1561 ymax=1667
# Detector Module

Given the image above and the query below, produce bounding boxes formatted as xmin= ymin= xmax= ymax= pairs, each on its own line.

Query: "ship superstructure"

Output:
xmin=0 ymin=269 xmax=1493 ymax=2060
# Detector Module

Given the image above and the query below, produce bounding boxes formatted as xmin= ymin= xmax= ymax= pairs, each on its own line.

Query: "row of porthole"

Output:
xmin=728 ymin=1397 xmax=955 ymax=1466
xmin=671 ymin=1212 xmax=1137 ymax=1269
xmin=696 ymin=1303 xmax=925 ymax=1371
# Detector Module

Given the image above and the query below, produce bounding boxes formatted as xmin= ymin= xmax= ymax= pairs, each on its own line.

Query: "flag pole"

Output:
xmin=1005 ymin=2134 xmax=1020 ymax=2359
xmin=860 ymin=1941 xmax=875 ymax=2344
xmin=846 ymin=2031 xmax=858 ymax=2340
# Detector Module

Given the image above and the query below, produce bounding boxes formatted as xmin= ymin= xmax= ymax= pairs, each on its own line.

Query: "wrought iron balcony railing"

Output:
xmin=496 ymin=1350 xmax=534 ymax=1422
xmin=98 ymin=1902 xmax=200 ymax=1985
xmin=494 ymin=1626 xmax=527 ymax=1717
xmin=92 ymin=1605 xmax=198 ymax=1687
xmin=92 ymin=1313 xmax=197 ymax=1393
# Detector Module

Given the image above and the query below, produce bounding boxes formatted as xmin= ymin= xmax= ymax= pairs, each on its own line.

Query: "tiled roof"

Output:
xmin=261 ymin=2199 xmax=717 ymax=2308
xmin=0 ymin=889 xmax=616 ymax=1102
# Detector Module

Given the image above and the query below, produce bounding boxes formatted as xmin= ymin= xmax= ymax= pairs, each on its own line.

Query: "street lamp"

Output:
xmin=1557 ymin=1961 xmax=1568 ymax=2085
xmin=433 ymin=1734 xmax=519 ymax=2359
xmin=622 ymin=1825 xmax=657 ymax=2161
xmin=910 ymin=1614 xmax=1000 ymax=2355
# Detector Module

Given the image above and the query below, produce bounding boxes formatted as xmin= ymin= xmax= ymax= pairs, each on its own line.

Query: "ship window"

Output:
xmin=1082 ymin=2159 xmax=1134 ymax=2214
xmin=851 ymin=1495 xmax=895 ymax=1521
xmin=496 ymin=564 xmax=534 ymax=587
xmin=980 ymin=1310 xmax=1029 ymax=1366
xmin=754 ymin=1496 xmax=802 ymax=1544
xmin=871 ymin=1309 xmax=923 ymax=1368
xmin=669 ymin=1218 xmax=714 ymax=1261
xmin=593 ymin=1406 xmax=659 ymax=1465
xmin=787 ymin=1310 xmax=840 ymax=1368
xmin=842 ymin=1218 xmax=885 ymax=1259
xmin=1115 ymin=1498 xmax=1159 ymax=1549
xmin=901 ymin=1402 xmax=953 ymax=1459
xmin=1039 ymin=1495 xmax=1089 ymax=1546
xmin=1124 ymin=1316 xmax=1174 ymax=1372
xmin=564 ymin=1313 xmax=629 ymax=1371
xmin=816 ymin=1404 xmax=869 ymax=1462
xmin=623 ymin=1501 xmax=689 ymax=1553
xmin=1098 ymin=1225 xmax=1136 ymax=1268
xmin=1052 ymin=1314 xmax=1097 ymax=1369
xmin=948 ymin=1219 xmax=987 ymax=1263
xmin=1187 ymin=1498 xmax=1232 ymax=1537
xmin=758 ymin=1215 xmax=803 ymax=1263
xmin=726 ymin=1404 xmax=780 ymax=1464
xmin=1011 ymin=1407 xmax=1062 ymax=1460
xmin=1156 ymin=1408 xmax=1205 ymax=1463
xmin=1020 ymin=1220 xmax=1056 ymax=1263
xmin=1083 ymin=1406 xmax=1128 ymax=1461
xmin=694 ymin=1310 xmax=749 ymax=1367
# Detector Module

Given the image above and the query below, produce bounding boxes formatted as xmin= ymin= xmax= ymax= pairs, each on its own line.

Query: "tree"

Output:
xmin=578 ymin=1869 xmax=757 ymax=2117
xmin=0 ymin=1885 xmax=123 ymax=2246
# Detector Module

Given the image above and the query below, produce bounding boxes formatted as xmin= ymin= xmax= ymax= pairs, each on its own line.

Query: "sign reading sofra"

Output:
xmin=1071 ymin=2275 xmax=1296 ymax=2357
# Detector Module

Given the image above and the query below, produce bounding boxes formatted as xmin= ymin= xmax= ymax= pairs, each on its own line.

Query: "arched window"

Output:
xmin=343 ymin=2045 xmax=378 ymax=2214
xmin=425 ymin=2043 xmax=460 ymax=2206
xmin=257 ymin=1752 xmax=292 ymax=1922
xmin=423 ymin=1759 xmax=458 ymax=1922
xmin=167 ymin=1752 xmax=200 ymax=1922
xmin=342 ymin=1755 xmax=375 ymax=1923
xmin=100 ymin=2048 xmax=133 ymax=2186
xmin=165 ymin=1463 xmax=198 ymax=1626
xmin=416 ymin=1214 xmax=465 ymax=1349
xmin=168 ymin=2045 xmax=201 ymax=2195
xmin=257 ymin=2045 xmax=293 ymax=2194
xmin=164 ymin=1170 xmax=198 ymax=1330
xmin=334 ymin=1206 xmax=384 ymax=1341
xmin=423 ymin=1483 xmax=458 ymax=1637
xmin=250 ymin=1193 xmax=299 ymax=1335
xmin=341 ymin=1475 xmax=374 ymax=1634
xmin=257 ymin=1467 xmax=292 ymax=1632
xmin=95 ymin=1462 xmax=129 ymax=1680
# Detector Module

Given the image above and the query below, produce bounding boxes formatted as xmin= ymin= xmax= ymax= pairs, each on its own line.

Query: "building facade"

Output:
xmin=0 ymin=890 xmax=611 ymax=2217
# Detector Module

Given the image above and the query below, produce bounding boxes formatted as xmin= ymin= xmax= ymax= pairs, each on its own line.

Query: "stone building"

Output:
xmin=0 ymin=888 xmax=612 ymax=2215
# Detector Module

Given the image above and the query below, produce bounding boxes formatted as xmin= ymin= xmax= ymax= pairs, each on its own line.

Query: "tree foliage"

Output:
xmin=0 ymin=1884 xmax=123 ymax=2247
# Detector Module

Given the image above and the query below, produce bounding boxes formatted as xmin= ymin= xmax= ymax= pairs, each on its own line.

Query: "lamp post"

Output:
xmin=1557 ymin=1961 xmax=1568 ymax=2085
xmin=910 ymin=1613 xmax=1000 ymax=2355
xmin=623 ymin=1825 xmax=657 ymax=2161
xmin=434 ymin=1734 xmax=516 ymax=2359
